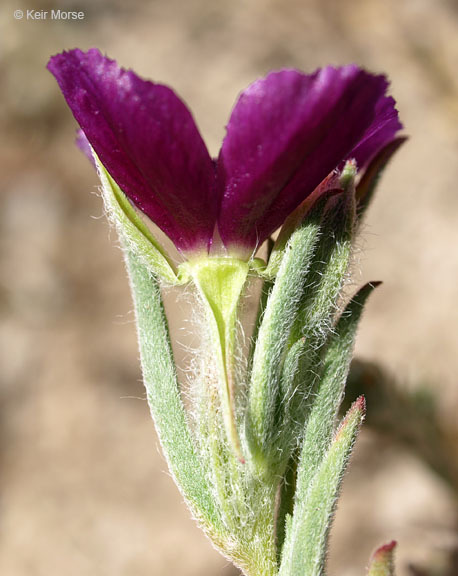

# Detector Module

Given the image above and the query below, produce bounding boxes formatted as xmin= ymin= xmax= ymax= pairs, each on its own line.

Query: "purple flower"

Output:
xmin=48 ymin=49 xmax=402 ymax=259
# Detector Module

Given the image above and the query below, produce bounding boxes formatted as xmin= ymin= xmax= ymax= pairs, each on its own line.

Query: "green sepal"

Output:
xmin=367 ymin=541 xmax=397 ymax=576
xmin=279 ymin=397 xmax=366 ymax=576
xmin=183 ymin=257 xmax=250 ymax=459
xmin=95 ymin=155 xmax=180 ymax=285
xmin=125 ymin=248 xmax=222 ymax=534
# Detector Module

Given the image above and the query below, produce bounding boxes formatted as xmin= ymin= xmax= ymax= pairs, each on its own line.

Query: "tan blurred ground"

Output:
xmin=1 ymin=0 xmax=458 ymax=575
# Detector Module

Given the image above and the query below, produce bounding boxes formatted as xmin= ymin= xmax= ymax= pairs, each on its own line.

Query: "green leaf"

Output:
xmin=277 ymin=282 xmax=379 ymax=571
xmin=274 ymin=200 xmax=357 ymax=469
xmin=246 ymin=217 xmax=321 ymax=473
xmin=279 ymin=397 xmax=366 ymax=576
xmin=367 ymin=541 xmax=397 ymax=576
xmin=95 ymin=156 xmax=179 ymax=284
xmin=289 ymin=191 xmax=354 ymax=345
xmin=125 ymin=249 xmax=222 ymax=533
xmin=296 ymin=282 xmax=380 ymax=493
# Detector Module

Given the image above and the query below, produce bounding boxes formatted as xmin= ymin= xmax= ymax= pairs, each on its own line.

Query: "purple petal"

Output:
xmin=217 ymin=66 xmax=394 ymax=255
xmin=349 ymin=94 xmax=403 ymax=171
xmin=48 ymin=49 xmax=216 ymax=253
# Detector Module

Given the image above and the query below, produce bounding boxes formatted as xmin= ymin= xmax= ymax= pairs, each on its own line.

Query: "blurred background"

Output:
xmin=1 ymin=0 xmax=458 ymax=574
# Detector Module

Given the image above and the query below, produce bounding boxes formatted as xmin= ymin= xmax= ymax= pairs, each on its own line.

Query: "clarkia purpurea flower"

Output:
xmin=47 ymin=49 xmax=405 ymax=576
xmin=48 ymin=47 xmax=404 ymax=462
xmin=47 ymin=48 xmax=402 ymax=261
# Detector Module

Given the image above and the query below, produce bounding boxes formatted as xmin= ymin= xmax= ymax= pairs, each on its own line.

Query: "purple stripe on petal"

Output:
xmin=217 ymin=66 xmax=394 ymax=254
xmin=48 ymin=49 xmax=216 ymax=253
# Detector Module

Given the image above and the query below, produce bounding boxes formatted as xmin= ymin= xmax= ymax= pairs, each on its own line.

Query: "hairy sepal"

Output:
xmin=95 ymin=154 xmax=179 ymax=285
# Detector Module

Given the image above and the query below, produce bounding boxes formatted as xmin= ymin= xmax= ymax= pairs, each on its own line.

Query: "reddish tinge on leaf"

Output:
xmin=367 ymin=540 xmax=397 ymax=576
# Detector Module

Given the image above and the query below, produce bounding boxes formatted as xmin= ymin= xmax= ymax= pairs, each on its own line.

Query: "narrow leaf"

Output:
xmin=296 ymin=281 xmax=380 ymax=493
xmin=367 ymin=541 xmax=397 ymax=576
xmin=289 ymin=190 xmax=354 ymax=345
xmin=280 ymin=193 xmax=356 ymax=441
xmin=125 ymin=249 xmax=222 ymax=532
xmin=247 ymin=216 xmax=321 ymax=473
xmin=279 ymin=397 xmax=366 ymax=576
